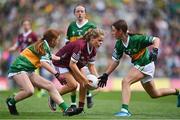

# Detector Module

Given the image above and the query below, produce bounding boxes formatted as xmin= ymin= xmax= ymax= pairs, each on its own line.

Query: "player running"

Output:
xmin=6 ymin=29 xmax=76 ymax=116
xmin=49 ymin=4 xmax=96 ymax=111
xmin=98 ymin=19 xmax=180 ymax=117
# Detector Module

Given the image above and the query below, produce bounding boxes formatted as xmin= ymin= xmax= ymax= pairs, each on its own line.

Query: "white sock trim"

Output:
xmin=87 ymin=93 xmax=92 ymax=97
xmin=71 ymin=103 xmax=77 ymax=105
xmin=121 ymin=108 xmax=128 ymax=113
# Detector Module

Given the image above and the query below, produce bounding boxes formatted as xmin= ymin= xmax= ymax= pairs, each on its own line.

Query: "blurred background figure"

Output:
xmin=0 ymin=0 xmax=179 ymax=91
xmin=8 ymin=19 xmax=38 ymax=52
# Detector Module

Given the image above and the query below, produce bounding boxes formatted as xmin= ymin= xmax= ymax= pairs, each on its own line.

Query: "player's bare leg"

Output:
xmin=48 ymin=72 xmax=78 ymax=111
xmin=30 ymin=73 xmax=75 ymax=115
xmin=115 ymin=67 xmax=144 ymax=117
xmin=142 ymin=80 xmax=180 ymax=107
xmin=6 ymin=72 xmax=34 ymax=115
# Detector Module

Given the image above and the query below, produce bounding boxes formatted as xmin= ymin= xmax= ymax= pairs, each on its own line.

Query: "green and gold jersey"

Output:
xmin=9 ymin=40 xmax=51 ymax=73
xmin=66 ymin=20 xmax=96 ymax=42
xmin=112 ymin=34 xmax=154 ymax=66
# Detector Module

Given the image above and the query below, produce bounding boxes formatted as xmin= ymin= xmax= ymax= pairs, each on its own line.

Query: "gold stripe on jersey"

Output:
xmin=132 ymin=48 xmax=146 ymax=61
xmin=20 ymin=48 xmax=41 ymax=68
xmin=70 ymin=36 xmax=82 ymax=42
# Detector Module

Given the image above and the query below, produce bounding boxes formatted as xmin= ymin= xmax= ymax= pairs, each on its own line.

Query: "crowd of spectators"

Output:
xmin=0 ymin=0 xmax=179 ymax=78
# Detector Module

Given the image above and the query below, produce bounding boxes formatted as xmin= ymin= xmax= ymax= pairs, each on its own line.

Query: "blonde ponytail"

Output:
xmin=83 ymin=28 xmax=104 ymax=42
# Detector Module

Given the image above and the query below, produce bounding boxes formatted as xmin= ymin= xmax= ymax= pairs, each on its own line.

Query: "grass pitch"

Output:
xmin=0 ymin=90 xmax=179 ymax=119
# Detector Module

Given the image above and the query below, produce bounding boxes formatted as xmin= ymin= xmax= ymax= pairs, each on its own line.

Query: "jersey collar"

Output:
xmin=76 ymin=19 xmax=88 ymax=28
xmin=23 ymin=30 xmax=32 ymax=37
xmin=87 ymin=42 xmax=93 ymax=54
xmin=122 ymin=35 xmax=130 ymax=48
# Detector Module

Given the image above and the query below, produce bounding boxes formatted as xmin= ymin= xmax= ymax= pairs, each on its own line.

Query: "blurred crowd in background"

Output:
xmin=0 ymin=0 xmax=179 ymax=79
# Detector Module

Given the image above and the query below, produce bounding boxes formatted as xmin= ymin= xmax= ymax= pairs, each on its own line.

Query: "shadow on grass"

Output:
xmin=132 ymin=112 xmax=180 ymax=119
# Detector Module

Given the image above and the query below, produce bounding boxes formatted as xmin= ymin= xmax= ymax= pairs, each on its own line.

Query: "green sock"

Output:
xmin=175 ymin=89 xmax=179 ymax=95
xmin=71 ymin=94 xmax=76 ymax=104
xmin=122 ymin=104 xmax=128 ymax=110
xmin=59 ymin=102 xmax=68 ymax=112
xmin=9 ymin=97 xmax=16 ymax=105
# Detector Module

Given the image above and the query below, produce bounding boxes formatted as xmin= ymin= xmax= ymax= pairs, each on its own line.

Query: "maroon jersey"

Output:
xmin=17 ymin=31 xmax=38 ymax=51
xmin=53 ymin=39 xmax=96 ymax=69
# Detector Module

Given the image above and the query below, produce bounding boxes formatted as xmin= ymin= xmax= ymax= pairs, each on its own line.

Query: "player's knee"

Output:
xmin=45 ymin=82 xmax=55 ymax=91
xmin=69 ymin=82 xmax=78 ymax=91
xmin=149 ymin=93 xmax=159 ymax=99
xmin=25 ymin=87 xmax=34 ymax=96
xmin=122 ymin=79 xmax=130 ymax=86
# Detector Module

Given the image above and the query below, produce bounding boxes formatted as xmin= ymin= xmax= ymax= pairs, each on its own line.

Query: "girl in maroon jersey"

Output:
xmin=9 ymin=19 xmax=38 ymax=52
xmin=50 ymin=28 xmax=104 ymax=115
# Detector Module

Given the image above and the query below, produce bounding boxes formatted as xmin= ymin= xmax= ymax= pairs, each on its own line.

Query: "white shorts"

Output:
xmin=8 ymin=71 xmax=33 ymax=78
xmin=134 ymin=62 xmax=155 ymax=84
xmin=56 ymin=66 xmax=90 ymax=75
xmin=56 ymin=67 xmax=70 ymax=74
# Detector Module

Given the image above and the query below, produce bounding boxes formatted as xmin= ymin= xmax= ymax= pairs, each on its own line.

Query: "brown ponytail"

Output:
xmin=34 ymin=39 xmax=45 ymax=56
xmin=34 ymin=29 xmax=60 ymax=56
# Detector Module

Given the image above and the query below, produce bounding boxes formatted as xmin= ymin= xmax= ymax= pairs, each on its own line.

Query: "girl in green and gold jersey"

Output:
xmin=6 ymin=29 xmax=76 ymax=116
xmin=98 ymin=19 xmax=180 ymax=117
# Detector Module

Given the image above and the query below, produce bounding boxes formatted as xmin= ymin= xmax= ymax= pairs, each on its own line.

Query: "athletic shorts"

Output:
xmin=134 ymin=62 xmax=155 ymax=84
xmin=8 ymin=71 xmax=33 ymax=78
xmin=56 ymin=66 xmax=89 ymax=75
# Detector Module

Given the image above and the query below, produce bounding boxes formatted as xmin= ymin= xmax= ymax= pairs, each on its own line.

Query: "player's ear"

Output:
xmin=118 ymin=29 xmax=123 ymax=36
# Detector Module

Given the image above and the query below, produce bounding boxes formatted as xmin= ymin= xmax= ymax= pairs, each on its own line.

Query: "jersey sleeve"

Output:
xmin=70 ymin=44 xmax=81 ymax=63
xmin=16 ymin=35 xmax=21 ymax=46
xmin=40 ymin=40 xmax=52 ymax=62
xmin=138 ymin=35 xmax=155 ymax=48
xmin=66 ymin=23 xmax=72 ymax=41
xmin=32 ymin=32 xmax=38 ymax=43
xmin=112 ymin=41 xmax=123 ymax=62
xmin=40 ymin=53 xmax=51 ymax=63
xmin=88 ymin=56 xmax=95 ymax=64
xmin=90 ymin=22 xmax=97 ymax=29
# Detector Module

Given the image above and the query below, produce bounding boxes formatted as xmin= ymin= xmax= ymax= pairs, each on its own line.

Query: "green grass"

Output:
xmin=0 ymin=90 xmax=179 ymax=119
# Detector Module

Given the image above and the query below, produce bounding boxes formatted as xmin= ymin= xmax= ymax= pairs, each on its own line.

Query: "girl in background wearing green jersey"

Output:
xmin=98 ymin=19 xmax=180 ymax=117
xmin=67 ymin=4 xmax=96 ymax=109
xmin=6 ymin=29 xmax=76 ymax=116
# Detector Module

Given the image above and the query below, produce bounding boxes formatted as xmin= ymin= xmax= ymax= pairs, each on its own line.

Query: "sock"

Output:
xmin=175 ymin=89 xmax=179 ymax=95
xmin=87 ymin=91 xmax=89 ymax=95
xmin=79 ymin=102 xmax=85 ymax=108
xmin=87 ymin=91 xmax=92 ymax=97
xmin=9 ymin=97 xmax=16 ymax=105
xmin=59 ymin=102 xmax=68 ymax=112
xmin=71 ymin=94 xmax=76 ymax=104
xmin=122 ymin=104 xmax=129 ymax=111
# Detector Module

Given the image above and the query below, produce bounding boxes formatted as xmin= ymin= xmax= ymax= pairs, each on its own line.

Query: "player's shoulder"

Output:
xmin=72 ymin=39 xmax=86 ymax=47
xmin=87 ymin=21 xmax=96 ymax=27
xmin=128 ymin=33 xmax=145 ymax=40
xmin=75 ymin=39 xmax=85 ymax=44
xmin=30 ymin=31 xmax=37 ymax=35
xmin=115 ymin=39 xmax=124 ymax=49
xmin=69 ymin=21 xmax=76 ymax=26
xmin=29 ymin=31 xmax=38 ymax=37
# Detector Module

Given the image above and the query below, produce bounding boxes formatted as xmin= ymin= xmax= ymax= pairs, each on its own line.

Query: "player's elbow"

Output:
xmin=154 ymin=37 xmax=160 ymax=43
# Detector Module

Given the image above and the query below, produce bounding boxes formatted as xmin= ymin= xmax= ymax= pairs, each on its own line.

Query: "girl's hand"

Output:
xmin=52 ymin=54 xmax=60 ymax=60
xmin=54 ymin=72 xmax=67 ymax=85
